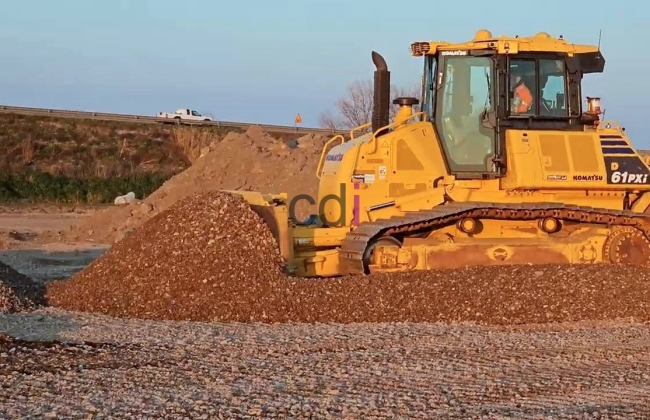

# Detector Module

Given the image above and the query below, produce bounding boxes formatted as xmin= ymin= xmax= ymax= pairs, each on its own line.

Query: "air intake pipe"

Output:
xmin=371 ymin=51 xmax=390 ymax=135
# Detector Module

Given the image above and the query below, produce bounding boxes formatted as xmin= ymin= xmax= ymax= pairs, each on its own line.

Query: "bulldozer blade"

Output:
xmin=220 ymin=189 xmax=295 ymax=271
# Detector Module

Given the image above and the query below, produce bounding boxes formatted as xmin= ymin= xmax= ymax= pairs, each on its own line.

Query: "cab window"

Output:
xmin=509 ymin=59 xmax=536 ymax=116
xmin=437 ymin=55 xmax=495 ymax=173
xmin=421 ymin=56 xmax=436 ymax=121
xmin=509 ymin=58 xmax=568 ymax=117
xmin=540 ymin=59 xmax=568 ymax=116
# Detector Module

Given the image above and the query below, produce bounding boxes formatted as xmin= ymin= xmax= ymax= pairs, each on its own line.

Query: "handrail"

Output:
xmin=317 ymin=111 xmax=428 ymax=179
xmin=368 ymin=111 xmax=428 ymax=154
xmin=349 ymin=122 xmax=372 ymax=140
xmin=316 ymin=134 xmax=345 ymax=178
xmin=345 ymin=112 xmax=429 ymax=170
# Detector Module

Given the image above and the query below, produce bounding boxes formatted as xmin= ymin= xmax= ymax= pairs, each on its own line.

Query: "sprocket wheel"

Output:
xmin=602 ymin=227 xmax=650 ymax=265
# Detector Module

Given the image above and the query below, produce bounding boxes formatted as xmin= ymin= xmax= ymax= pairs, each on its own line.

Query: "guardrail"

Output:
xmin=0 ymin=105 xmax=345 ymax=136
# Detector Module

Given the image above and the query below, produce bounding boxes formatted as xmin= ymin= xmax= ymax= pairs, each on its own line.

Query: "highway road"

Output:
xmin=0 ymin=105 xmax=345 ymax=136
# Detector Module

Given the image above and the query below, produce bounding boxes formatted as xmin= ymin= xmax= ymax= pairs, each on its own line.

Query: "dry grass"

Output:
xmin=171 ymin=126 xmax=222 ymax=164
xmin=20 ymin=138 xmax=35 ymax=165
xmin=93 ymin=159 xmax=122 ymax=178
xmin=0 ymin=113 xmax=187 ymax=178
xmin=0 ymin=113 xmax=314 ymax=204
xmin=0 ymin=113 xmax=317 ymax=181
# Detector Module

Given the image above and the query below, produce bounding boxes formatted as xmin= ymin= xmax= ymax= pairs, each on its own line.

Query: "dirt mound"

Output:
xmin=69 ymin=126 xmax=329 ymax=244
xmin=46 ymin=190 xmax=287 ymax=321
xmin=47 ymin=188 xmax=650 ymax=324
xmin=0 ymin=261 xmax=44 ymax=314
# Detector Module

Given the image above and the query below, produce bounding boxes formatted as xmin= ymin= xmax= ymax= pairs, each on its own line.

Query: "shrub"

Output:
xmin=0 ymin=171 xmax=171 ymax=204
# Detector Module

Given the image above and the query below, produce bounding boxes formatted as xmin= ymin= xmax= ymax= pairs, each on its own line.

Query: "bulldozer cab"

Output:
xmin=414 ymin=30 xmax=606 ymax=180
xmin=421 ymin=52 xmax=496 ymax=175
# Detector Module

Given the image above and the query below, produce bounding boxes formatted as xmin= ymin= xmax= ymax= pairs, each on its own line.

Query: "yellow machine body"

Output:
xmin=229 ymin=30 xmax=650 ymax=277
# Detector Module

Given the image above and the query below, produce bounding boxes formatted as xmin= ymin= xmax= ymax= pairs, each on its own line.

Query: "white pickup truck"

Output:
xmin=158 ymin=108 xmax=212 ymax=121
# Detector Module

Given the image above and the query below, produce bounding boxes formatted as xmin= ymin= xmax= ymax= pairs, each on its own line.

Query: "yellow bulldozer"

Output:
xmin=228 ymin=29 xmax=650 ymax=278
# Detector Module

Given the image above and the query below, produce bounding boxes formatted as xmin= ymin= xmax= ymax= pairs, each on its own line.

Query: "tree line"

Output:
xmin=318 ymin=80 xmax=421 ymax=132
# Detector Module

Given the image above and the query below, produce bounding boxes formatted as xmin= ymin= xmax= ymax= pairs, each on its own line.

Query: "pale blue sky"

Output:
xmin=0 ymin=1 xmax=646 ymax=145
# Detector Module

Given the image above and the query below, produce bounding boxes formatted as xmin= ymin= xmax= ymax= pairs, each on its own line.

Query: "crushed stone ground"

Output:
xmin=1 ymin=310 xmax=650 ymax=418
xmin=70 ymin=126 xmax=329 ymax=244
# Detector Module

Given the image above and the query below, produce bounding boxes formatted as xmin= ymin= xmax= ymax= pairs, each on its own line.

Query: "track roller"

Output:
xmin=457 ymin=217 xmax=479 ymax=234
xmin=538 ymin=217 xmax=560 ymax=234
xmin=362 ymin=236 xmax=402 ymax=274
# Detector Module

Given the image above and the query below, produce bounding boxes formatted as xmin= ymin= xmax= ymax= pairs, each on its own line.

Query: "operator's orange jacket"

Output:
xmin=514 ymin=83 xmax=533 ymax=113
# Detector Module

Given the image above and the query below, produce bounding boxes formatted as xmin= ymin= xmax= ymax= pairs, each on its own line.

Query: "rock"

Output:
xmin=114 ymin=192 xmax=136 ymax=206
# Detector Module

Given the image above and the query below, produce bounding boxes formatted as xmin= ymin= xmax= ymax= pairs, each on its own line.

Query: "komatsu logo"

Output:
xmin=441 ymin=50 xmax=467 ymax=56
xmin=325 ymin=153 xmax=343 ymax=162
xmin=573 ymin=174 xmax=603 ymax=181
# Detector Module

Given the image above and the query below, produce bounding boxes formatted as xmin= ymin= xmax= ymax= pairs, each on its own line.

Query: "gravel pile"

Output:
xmin=46 ymin=186 xmax=650 ymax=325
xmin=1 ymin=310 xmax=650 ymax=418
xmin=46 ymin=190 xmax=286 ymax=321
xmin=0 ymin=261 xmax=43 ymax=314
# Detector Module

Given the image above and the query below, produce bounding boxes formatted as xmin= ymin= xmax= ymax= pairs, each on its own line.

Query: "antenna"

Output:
xmin=597 ymin=29 xmax=602 ymax=50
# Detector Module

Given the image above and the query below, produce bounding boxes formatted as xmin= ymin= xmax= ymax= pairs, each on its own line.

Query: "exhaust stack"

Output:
xmin=371 ymin=51 xmax=390 ymax=134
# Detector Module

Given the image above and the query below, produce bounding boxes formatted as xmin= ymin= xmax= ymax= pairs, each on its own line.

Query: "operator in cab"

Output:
xmin=510 ymin=66 xmax=534 ymax=114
